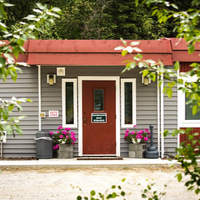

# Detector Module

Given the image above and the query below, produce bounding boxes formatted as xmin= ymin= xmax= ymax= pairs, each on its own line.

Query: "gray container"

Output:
xmin=36 ymin=131 xmax=53 ymax=159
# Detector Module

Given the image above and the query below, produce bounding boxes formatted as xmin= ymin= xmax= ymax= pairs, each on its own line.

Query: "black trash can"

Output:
xmin=36 ymin=131 xmax=53 ymax=159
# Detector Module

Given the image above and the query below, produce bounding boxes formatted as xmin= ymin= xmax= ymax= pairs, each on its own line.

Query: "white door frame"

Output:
xmin=78 ymin=76 xmax=120 ymax=157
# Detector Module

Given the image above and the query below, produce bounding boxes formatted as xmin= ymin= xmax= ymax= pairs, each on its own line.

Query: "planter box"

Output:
xmin=129 ymin=143 xmax=146 ymax=158
xmin=58 ymin=144 xmax=73 ymax=159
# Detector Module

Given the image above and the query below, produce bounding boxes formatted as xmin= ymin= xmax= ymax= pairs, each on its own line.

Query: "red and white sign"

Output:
xmin=49 ymin=110 xmax=59 ymax=118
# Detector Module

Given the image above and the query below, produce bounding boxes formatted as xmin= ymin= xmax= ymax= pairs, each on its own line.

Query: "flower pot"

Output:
xmin=129 ymin=143 xmax=146 ymax=158
xmin=58 ymin=143 xmax=73 ymax=159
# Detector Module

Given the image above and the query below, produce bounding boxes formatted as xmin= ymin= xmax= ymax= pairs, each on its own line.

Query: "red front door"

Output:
xmin=82 ymin=81 xmax=116 ymax=155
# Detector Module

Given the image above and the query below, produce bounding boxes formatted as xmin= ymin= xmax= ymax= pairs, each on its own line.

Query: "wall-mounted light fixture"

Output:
xmin=57 ymin=67 xmax=65 ymax=76
xmin=47 ymin=74 xmax=56 ymax=85
xmin=142 ymin=75 xmax=151 ymax=86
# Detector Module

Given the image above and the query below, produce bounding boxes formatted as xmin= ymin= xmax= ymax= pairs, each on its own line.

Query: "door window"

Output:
xmin=94 ymin=89 xmax=104 ymax=111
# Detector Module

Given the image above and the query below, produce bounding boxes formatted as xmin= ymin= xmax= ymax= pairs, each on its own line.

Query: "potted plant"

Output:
xmin=124 ymin=125 xmax=150 ymax=158
xmin=50 ymin=125 xmax=77 ymax=159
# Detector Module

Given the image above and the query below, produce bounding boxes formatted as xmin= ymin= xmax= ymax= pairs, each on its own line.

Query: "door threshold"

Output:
xmin=82 ymin=154 xmax=117 ymax=157
xmin=77 ymin=157 xmax=123 ymax=160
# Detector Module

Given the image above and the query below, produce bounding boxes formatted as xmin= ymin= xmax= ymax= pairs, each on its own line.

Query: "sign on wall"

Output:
xmin=49 ymin=110 xmax=59 ymax=118
xmin=91 ymin=113 xmax=107 ymax=123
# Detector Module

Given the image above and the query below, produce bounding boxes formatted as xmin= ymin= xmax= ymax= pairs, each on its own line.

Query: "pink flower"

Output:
xmin=71 ymin=131 xmax=75 ymax=136
xmin=49 ymin=131 xmax=54 ymax=135
xmin=59 ymin=135 xmax=63 ymax=139
xmin=62 ymin=130 xmax=67 ymax=135
xmin=125 ymin=129 xmax=129 ymax=133
xmin=144 ymin=137 xmax=148 ymax=142
xmin=137 ymin=130 xmax=144 ymax=134
xmin=57 ymin=125 xmax=63 ymax=130
xmin=130 ymin=131 xmax=135 ymax=135
xmin=56 ymin=131 xmax=60 ymax=134
xmin=136 ymin=134 xmax=143 ymax=139
xmin=133 ymin=125 xmax=137 ymax=128
xmin=65 ymin=128 xmax=71 ymax=131
xmin=53 ymin=144 xmax=59 ymax=150
xmin=144 ymin=129 xmax=149 ymax=132
xmin=125 ymin=132 xmax=129 ymax=137
xmin=66 ymin=136 xmax=69 ymax=139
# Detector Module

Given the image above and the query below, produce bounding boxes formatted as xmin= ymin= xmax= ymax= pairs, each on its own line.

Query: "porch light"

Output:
xmin=142 ymin=75 xmax=151 ymax=86
xmin=47 ymin=74 xmax=56 ymax=85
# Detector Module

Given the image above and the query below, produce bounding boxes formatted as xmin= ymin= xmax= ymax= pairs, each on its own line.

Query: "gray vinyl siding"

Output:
xmin=0 ymin=65 xmax=178 ymax=158
xmin=163 ymin=78 xmax=178 ymax=157
xmin=0 ymin=66 xmax=38 ymax=157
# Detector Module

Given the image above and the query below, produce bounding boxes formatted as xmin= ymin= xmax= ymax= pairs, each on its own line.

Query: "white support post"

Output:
xmin=157 ymin=74 xmax=160 ymax=157
xmin=38 ymin=65 xmax=41 ymax=131
xmin=161 ymin=73 xmax=164 ymax=158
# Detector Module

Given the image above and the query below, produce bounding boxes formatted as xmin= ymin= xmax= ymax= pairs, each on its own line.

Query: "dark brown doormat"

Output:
xmin=77 ymin=157 xmax=123 ymax=160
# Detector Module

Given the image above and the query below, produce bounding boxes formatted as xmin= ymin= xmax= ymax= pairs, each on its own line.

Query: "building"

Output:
xmin=0 ymin=39 xmax=199 ymax=158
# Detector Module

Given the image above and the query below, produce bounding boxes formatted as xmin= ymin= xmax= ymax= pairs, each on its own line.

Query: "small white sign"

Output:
xmin=49 ymin=110 xmax=59 ymax=118
xmin=57 ymin=67 xmax=65 ymax=76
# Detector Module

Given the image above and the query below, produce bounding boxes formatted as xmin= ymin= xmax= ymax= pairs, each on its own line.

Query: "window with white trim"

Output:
xmin=178 ymin=75 xmax=200 ymax=127
xmin=62 ymin=79 xmax=77 ymax=128
xmin=121 ymin=79 xmax=136 ymax=128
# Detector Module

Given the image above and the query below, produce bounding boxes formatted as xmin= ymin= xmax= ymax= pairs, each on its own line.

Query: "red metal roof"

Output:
xmin=16 ymin=39 xmax=200 ymax=65
xmin=170 ymin=38 xmax=200 ymax=62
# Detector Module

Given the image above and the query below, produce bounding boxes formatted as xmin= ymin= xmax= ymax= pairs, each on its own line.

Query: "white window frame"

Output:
xmin=62 ymin=79 xmax=77 ymax=128
xmin=178 ymin=75 xmax=200 ymax=127
xmin=121 ymin=78 xmax=136 ymax=128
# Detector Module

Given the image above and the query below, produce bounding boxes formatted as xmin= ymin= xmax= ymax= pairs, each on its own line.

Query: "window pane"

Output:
xmin=125 ymin=82 xmax=132 ymax=124
xmin=185 ymin=95 xmax=200 ymax=120
xmin=94 ymin=89 xmax=104 ymax=111
xmin=66 ymin=82 xmax=74 ymax=124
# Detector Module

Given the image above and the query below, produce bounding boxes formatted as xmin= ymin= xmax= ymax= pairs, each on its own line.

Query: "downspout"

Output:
xmin=38 ymin=65 xmax=41 ymax=131
xmin=157 ymin=74 xmax=160 ymax=157
xmin=161 ymin=73 xmax=164 ymax=158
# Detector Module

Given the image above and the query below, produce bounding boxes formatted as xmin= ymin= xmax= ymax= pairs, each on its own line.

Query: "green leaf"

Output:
xmin=174 ymin=61 xmax=180 ymax=70
xmin=165 ymin=87 xmax=173 ymax=98
xmin=15 ymin=125 xmax=22 ymax=135
xmin=135 ymin=0 xmax=139 ymax=7
xmin=131 ymin=41 xmax=140 ymax=46
xmin=90 ymin=190 xmax=95 ymax=196
xmin=192 ymin=105 xmax=198 ymax=115
xmin=0 ymin=57 xmax=6 ymax=67
xmin=143 ymin=69 xmax=149 ymax=77
xmin=8 ymin=104 xmax=14 ymax=111
xmin=12 ymin=47 xmax=19 ymax=58
xmin=176 ymin=173 xmax=182 ymax=182
xmin=188 ymin=44 xmax=195 ymax=54
xmin=167 ymin=81 xmax=175 ymax=88
xmin=2 ymin=109 xmax=9 ymax=121
xmin=122 ymin=50 xmax=128 ymax=57
xmin=51 ymin=7 xmax=62 ymax=13
xmin=111 ymin=185 xmax=116 ymax=189
xmin=142 ymin=194 xmax=147 ymax=198
xmin=36 ymin=3 xmax=46 ymax=10
xmin=195 ymin=188 xmax=200 ymax=195
xmin=77 ymin=196 xmax=82 ymax=200
xmin=111 ymin=192 xmax=118 ymax=198
xmin=121 ymin=191 xmax=125 ymax=196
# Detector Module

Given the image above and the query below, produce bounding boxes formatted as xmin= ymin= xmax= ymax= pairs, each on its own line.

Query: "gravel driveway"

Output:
xmin=0 ymin=167 xmax=199 ymax=200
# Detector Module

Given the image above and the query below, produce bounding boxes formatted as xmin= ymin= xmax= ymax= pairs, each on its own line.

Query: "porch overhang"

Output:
xmin=17 ymin=40 xmax=173 ymax=65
